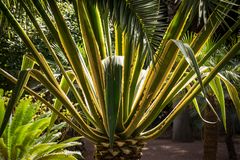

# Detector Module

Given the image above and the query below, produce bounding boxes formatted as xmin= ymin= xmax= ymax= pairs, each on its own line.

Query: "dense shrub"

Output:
xmin=0 ymin=35 xmax=26 ymax=89
xmin=0 ymin=1 xmax=81 ymax=90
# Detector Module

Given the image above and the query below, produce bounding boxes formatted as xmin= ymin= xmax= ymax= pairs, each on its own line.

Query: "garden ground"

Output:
xmin=83 ymin=137 xmax=240 ymax=160
xmin=142 ymin=138 xmax=240 ymax=160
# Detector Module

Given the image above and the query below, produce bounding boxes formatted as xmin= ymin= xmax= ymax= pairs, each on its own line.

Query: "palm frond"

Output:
xmin=98 ymin=0 xmax=167 ymax=57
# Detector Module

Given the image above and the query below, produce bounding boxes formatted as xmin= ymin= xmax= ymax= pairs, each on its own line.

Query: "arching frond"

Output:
xmin=98 ymin=0 xmax=168 ymax=57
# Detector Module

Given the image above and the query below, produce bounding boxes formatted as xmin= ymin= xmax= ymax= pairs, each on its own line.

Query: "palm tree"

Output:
xmin=203 ymin=40 xmax=240 ymax=160
xmin=186 ymin=38 xmax=240 ymax=160
xmin=203 ymin=96 xmax=219 ymax=160
xmin=0 ymin=0 xmax=240 ymax=159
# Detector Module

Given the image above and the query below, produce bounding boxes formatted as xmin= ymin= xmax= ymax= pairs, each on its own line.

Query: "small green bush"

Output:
xmin=0 ymin=89 xmax=83 ymax=160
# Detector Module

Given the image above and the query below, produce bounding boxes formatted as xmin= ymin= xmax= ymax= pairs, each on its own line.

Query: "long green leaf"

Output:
xmin=153 ymin=1 xmax=234 ymax=118
xmin=0 ymin=52 xmax=36 ymax=137
xmin=173 ymin=40 xmax=206 ymax=94
xmin=29 ymin=142 xmax=81 ymax=159
xmin=175 ymin=40 xmax=221 ymax=123
xmin=134 ymin=3 xmax=236 ymax=134
xmin=123 ymin=39 xmax=178 ymax=137
xmin=99 ymin=0 xmax=166 ymax=56
xmin=19 ymin=0 xmax=97 ymax=129
xmin=209 ymin=76 xmax=226 ymax=130
xmin=77 ymin=0 xmax=107 ymax=132
xmin=47 ymin=0 xmax=103 ymax=131
xmin=0 ymin=92 xmax=5 ymax=127
xmin=142 ymin=41 xmax=240 ymax=140
xmin=133 ymin=40 xmax=208 ymax=135
xmin=0 ymin=71 xmax=29 ymax=136
xmin=102 ymin=56 xmax=123 ymax=146
xmin=31 ymin=0 xmax=62 ymax=46
xmin=48 ymin=71 xmax=75 ymax=132
xmin=122 ymin=0 xmax=196 ymax=135
xmin=0 ymin=68 xmax=100 ymax=142
xmin=0 ymin=0 xmax=58 ymax=86
xmin=218 ymin=74 xmax=240 ymax=120
xmin=29 ymin=69 xmax=105 ymax=141
xmin=82 ymin=1 xmax=107 ymax=59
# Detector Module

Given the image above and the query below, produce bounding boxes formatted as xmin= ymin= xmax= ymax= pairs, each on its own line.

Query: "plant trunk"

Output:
xmin=226 ymin=134 xmax=237 ymax=160
xmin=94 ymin=140 xmax=145 ymax=160
xmin=225 ymin=99 xmax=237 ymax=160
xmin=203 ymin=96 xmax=219 ymax=160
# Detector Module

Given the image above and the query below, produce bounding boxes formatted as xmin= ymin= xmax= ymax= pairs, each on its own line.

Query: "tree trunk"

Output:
xmin=225 ymin=99 xmax=238 ymax=160
xmin=226 ymin=133 xmax=238 ymax=160
xmin=172 ymin=106 xmax=193 ymax=142
xmin=203 ymin=96 xmax=219 ymax=160
xmin=94 ymin=140 xmax=145 ymax=160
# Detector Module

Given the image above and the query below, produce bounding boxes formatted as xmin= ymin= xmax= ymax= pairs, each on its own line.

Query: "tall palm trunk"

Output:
xmin=225 ymin=98 xmax=237 ymax=160
xmin=203 ymin=95 xmax=219 ymax=160
xmin=94 ymin=140 xmax=145 ymax=160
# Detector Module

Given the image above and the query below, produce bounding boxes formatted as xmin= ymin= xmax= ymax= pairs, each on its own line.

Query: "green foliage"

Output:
xmin=0 ymin=35 xmax=27 ymax=90
xmin=189 ymin=37 xmax=240 ymax=130
xmin=0 ymin=0 xmax=80 ymax=90
xmin=0 ymin=90 xmax=83 ymax=160
xmin=0 ymin=0 xmax=239 ymax=151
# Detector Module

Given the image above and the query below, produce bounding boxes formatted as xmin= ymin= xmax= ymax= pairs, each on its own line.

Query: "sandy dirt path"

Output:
xmin=142 ymin=139 xmax=240 ymax=160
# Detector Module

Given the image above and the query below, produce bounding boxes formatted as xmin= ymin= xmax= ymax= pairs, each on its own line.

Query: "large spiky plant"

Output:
xmin=0 ymin=0 xmax=240 ymax=159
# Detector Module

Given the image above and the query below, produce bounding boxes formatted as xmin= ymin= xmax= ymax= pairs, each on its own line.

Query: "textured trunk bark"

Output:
xmin=226 ymin=134 xmax=237 ymax=160
xmin=225 ymin=99 xmax=237 ymax=160
xmin=203 ymin=96 xmax=218 ymax=160
xmin=94 ymin=140 xmax=145 ymax=160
